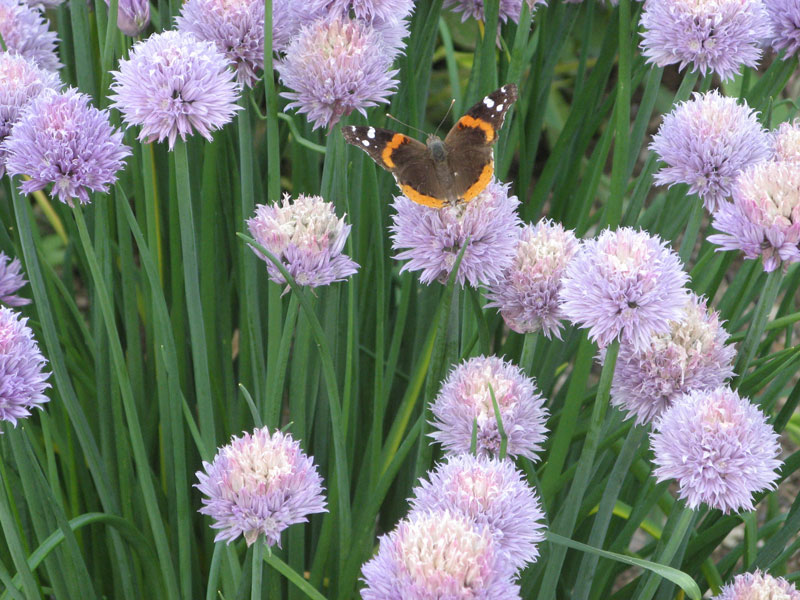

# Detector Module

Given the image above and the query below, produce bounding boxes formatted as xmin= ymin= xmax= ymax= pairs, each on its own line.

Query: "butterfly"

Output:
xmin=342 ymin=84 xmax=519 ymax=208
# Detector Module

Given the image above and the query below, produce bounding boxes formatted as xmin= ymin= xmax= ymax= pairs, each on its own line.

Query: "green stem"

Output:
xmin=538 ymin=339 xmax=620 ymax=600
xmin=266 ymin=293 xmax=300 ymax=427
xmin=635 ymin=507 xmax=696 ymax=600
xmin=173 ymin=141 xmax=216 ymax=450
xmin=519 ymin=332 xmax=539 ymax=376
xmin=264 ymin=552 xmax=326 ymax=600
xmin=678 ymin=196 xmax=704 ymax=264
xmin=604 ymin=0 xmax=631 ymax=228
xmin=733 ymin=269 xmax=782 ymax=387
xmin=251 ymin=542 xmax=264 ymax=600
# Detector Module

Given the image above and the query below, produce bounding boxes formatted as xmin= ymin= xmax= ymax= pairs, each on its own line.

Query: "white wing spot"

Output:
xmin=361 ymin=139 xmax=370 ymax=146
xmin=501 ymin=85 xmax=508 ymax=92
xmin=483 ymin=96 xmax=495 ymax=108
xmin=496 ymin=104 xmax=504 ymax=112
xmin=367 ymin=127 xmax=376 ymax=139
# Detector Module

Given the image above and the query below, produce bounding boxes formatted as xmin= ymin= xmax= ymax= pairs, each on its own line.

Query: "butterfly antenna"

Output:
xmin=433 ymin=99 xmax=456 ymax=138
xmin=385 ymin=113 xmax=427 ymax=137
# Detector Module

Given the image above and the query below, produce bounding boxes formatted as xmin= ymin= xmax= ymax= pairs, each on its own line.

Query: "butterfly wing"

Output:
xmin=444 ymin=84 xmax=519 ymax=202
xmin=343 ymin=125 xmax=449 ymax=208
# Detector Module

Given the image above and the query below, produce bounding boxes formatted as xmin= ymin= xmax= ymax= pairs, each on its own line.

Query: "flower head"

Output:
xmin=640 ymin=0 xmax=772 ymax=81
xmin=0 ymin=253 xmax=31 ymax=307
xmin=444 ymin=0 xmax=542 ymax=25
xmin=177 ymin=0 xmax=267 ymax=86
xmin=766 ymin=0 xmax=800 ymax=58
xmin=651 ymin=90 xmax=771 ymax=211
xmin=606 ymin=294 xmax=735 ymax=426
xmin=277 ymin=16 xmax=399 ymax=130
xmin=651 ymin=387 xmax=782 ymax=513
xmin=772 ymin=119 xmax=800 ymax=162
xmin=708 ymin=160 xmax=800 ymax=272
xmin=559 ymin=228 xmax=689 ymax=351
xmin=0 ymin=51 xmax=61 ymax=177
xmin=195 ymin=427 xmax=327 ymax=546
xmin=410 ymin=454 xmax=545 ymax=571
xmin=303 ymin=0 xmax=414 ymax=56
xmin=360 ymin=510 xmax=519 ymax=600
xmin=247 ymin=193 xmax=359 ymax=288
xmin=0 ymin=0 xmax=61 ymax=71
xmin=390 ymin=180 xmax=521 ymax=287
xmin=430 ymin=355 xmax=548 ymax=461
xmin=4 ymin=88 xmax=130 ymax=206
xmin=110 ymin=30 xmax=241 ymax=149
xmin=485 ymin=219 xmax=579 ymax=338
xmin=105 ymin=0 xmax=150 ymax=37
xmin=713 ymin=570 xmax=800 ymax=600
xmin=0 ymin=307 xmax=50 ymax=429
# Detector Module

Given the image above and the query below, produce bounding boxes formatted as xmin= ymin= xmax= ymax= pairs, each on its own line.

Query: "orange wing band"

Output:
xmin=457 ymin=116 xmax=495 ymax=142
xmin=400 ymin=184 xmax=446 ymax=209
xmin=460 ymin=161 xmax=494 ymax=203
xmin=382 ymin=134 xmax=408 ymax=168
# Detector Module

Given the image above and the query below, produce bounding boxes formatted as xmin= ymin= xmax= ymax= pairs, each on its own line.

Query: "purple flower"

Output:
xmin=0 ymin=307 xmax=50 ymax=429
xmin=771 ymin=119 xmax=800 ymax=162
xmin=0 ymin=253 xmax=31 ymax=307
xmin=110 ymin=30 xmax=241 ymax=150
xmin=0 ymin=0 xmax=61 ymax=71
xmin=360 ymin=510 xmax=520 ymax=600
xmin=559 ymin=228 xmax=689 ymax=352
xmin=390 ymin=179 xmax=521 ymax=287
xmin=651 ymin=387 xmax=782 ymax=513
xmin=4 ymin=88 xmax=130 ymax=206
xmin=766 ymin=0 xmax=800 ymax=58
xmin=485 ymin=219 xmax=579 ymax=339
xmin=0 ymin=51 xmax=61 ymax=177
xmin=409 ymin=454 xmax=545 ymax=572
xmin=708 ymin=160 xmax=800 ymax=272
xmin=605 ymin=294 xmax=735 ymax=426
xmin=304 ymin=0 xmax=414 ymax=56
xmin=444 ymin=0 xmax=543 ymax=25
xmin=713 ymin=570 xmax=800 ymax=600
xmin=640 ymin=0 xmax=772 ymax=81
xmin=247 ymin=193 xmax=359 ymax=288
xmin=276 ymin=16 xmax=399 ymax=130
xmin=176 ymin=0 xmax=266 ymax=86
xmin=195 ymin=427 xmax=327 ymax=546
xmin=105 ymin=0 xmax=150 ymax=37
xmin=650 ymin=90 xmax=771 ymax=212
xmin=430 ymin=355 xmax=549 ymax=461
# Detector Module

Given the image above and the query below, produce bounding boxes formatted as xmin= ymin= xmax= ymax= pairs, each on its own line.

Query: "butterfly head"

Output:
xmin=426 ymin=134 xmax=446 ymax=162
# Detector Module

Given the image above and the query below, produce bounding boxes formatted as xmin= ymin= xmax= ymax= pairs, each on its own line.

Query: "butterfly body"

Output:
xmin=343 ymin=84 xmax=518 ymax=208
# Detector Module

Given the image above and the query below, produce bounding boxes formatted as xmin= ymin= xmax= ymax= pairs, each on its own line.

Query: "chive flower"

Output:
xmin=709 ymin=160 xmax=800 ymax=272
xmin=247 ymin=193 xmax=359 ymax=288
xmin=195 ymin=427 xmax=327 ymax=546
xmin=485 ymin=219 xmax=579 ymax=338
xmin=110 ymin=30 xmax=241 ymax=149
xmin=606 ymin=294 xmax=735 ymax=426
xmin=276 ymin=16 xmax=399 ymax=130
xmin=559 ymin=228 xmax=689 ymax=352
xmin=650 ymin=90 xmax=771 ymax=211
xmin=410 ymin=454 xmax=546 ymax=572
xmin=0 ymin=307 xmax=50 ymax=429
xmin=390 ymin=180 xmax=521 ymax=287
xmin=0 ymin=51 xmax=61 ymax=177
xmin=4 ymin=88 xmax=130 ymax=206
xmin=772 ymin=119 xmax=800 ymax=162
xmin=640 ymin=0 xmax=772 ymax=81
xmin=0 ymin=253 xmax=31 ymax=307
xmin=360 ymin=510 xmax=519 ymax=599
xmin=651 ymin=387 xmax=782 ymax=513
xmin=713 ymin=570 xmax=800 ymax=600
xmin=0 ymin=0 xmax=61 ymax=71
xmin=766 ymin=0 xmax=800 ymax=58
xmin=105 ymin=0 xmax=150 ymax=38
xmin=430 ymin=355 xmax=549 ymax=461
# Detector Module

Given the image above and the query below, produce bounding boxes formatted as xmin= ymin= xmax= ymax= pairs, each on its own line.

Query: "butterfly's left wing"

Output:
xmin=444 ymin=84 xmax=519 ymax=202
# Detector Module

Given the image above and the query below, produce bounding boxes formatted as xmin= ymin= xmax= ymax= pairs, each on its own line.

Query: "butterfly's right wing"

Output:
xmin=343 ymin=125 xmax=448 ymax=208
